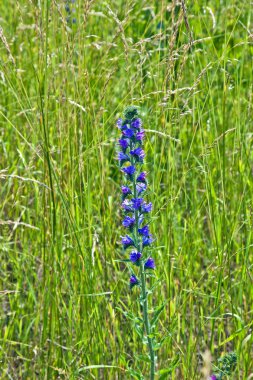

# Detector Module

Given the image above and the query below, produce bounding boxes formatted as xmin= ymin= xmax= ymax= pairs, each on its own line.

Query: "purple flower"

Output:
xmin=118 ymin=138 xmax=129 ymax=151
xmin=122 ymin=165 xmax=136 ymax=179
xmin=121 ymin=186 xmax=132 ymax=196
xmin=122 ymin=235 xmax=134 ymax=249
xmin=118 ymin=152 xmax=130 ymax=164
xmin=209 ymin=376 xmax=217 ymax=380
xmin=123 ymin=128 xmax=135 ymax=138
xmin=130 ymin=147 xmax=145 ymax=162
xmin=136 ymin=183 xmax=147 ymax=194
xmin=117 ymin=108 xmax=157 ymax=289
xmin=116 ymin=118 xmax=123 ymax=128
xmin=138 ymin=225 xmax=150 ymax=237
xmin=130 ymin=251 xmax=142 ymax=264
xmin=143 ymin=235 xmax=154 ymax=247
xmin=144 ymin=257 xmax=155 ymax=270
xmin=142 ymin=202 xmax=152 ymax=213
xmin=130 ymin=274 xmax=139 ymax=288
xmin=136 ymin=129 xmax=145 ymax=141
xmin=132 ymin=198 xmax=143 ymax=210
xmin=137 ymin=172 xmax=147 ymax=183
xmin=131 ymin=118 xmax=142 ymax=129
xmin=116 ymin=119 xmax=128 ymax=131
xmin=122 ymin=216 xmax=135 ymax=229
xmin=122 ymin=200 xmax=133 ymax=212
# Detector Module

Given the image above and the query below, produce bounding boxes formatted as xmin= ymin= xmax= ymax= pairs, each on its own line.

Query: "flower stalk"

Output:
xmin=132 ymin=155 xmax=155 ymax=380
xmin=116 ymin=106 xmax=156 ymax=379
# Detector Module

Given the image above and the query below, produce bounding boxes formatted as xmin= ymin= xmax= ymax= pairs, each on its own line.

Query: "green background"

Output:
xmin=0 ymin=0 xmax=252 ymax=378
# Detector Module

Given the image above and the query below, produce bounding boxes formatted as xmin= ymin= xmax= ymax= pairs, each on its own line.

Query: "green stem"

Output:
xmin=132 ymin=162 xmax=155 ymax=380
xmin=139 ymin=261 xmax=155 ymax=379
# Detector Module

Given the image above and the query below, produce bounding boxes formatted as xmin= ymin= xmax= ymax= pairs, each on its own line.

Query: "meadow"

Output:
xmin=0 ymin=0 xmax=253 ymax=378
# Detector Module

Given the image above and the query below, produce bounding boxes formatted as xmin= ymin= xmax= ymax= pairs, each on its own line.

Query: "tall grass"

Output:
xmin=0 ymin=0 xmax=252 ymax=378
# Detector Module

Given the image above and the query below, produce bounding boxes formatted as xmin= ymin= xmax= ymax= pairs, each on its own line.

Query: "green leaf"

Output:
xmin=133 ymin=323 xmax=143 ymax=338
xmin=151 ymin=302 xmax=167 ymax=329
xmin=135 ymin=354 xmax=151 ymax=363
xmin=242 ymin=332 xmax=252 ymax=346
xmin=153 ymin=342 xmax=162 ymax=351
xmin=126 ymin=367 xmax=144 ymax=380
xmin=116 ymin=307 xmax=142 ymax=323
xmin=142 ymin=335 xmax=148 ymax=345
xmin=158 ymin=356 xmax=180 ymax=379
xmin=145 ymin=273 xmax=156 ymax=279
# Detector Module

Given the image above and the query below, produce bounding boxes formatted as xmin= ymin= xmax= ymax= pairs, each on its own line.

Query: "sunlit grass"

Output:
xmin=0 ymin=0 xmax=252 ymax=378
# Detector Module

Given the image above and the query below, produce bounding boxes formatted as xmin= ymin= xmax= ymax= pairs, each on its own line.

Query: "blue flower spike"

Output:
xmin=116 ymin=106 xmax=156 ymax=379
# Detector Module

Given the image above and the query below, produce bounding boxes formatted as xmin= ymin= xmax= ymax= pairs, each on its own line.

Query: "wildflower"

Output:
xmin=122 ymin=216 xmax=135 ymax=229
xmin=138 ymin=225 xmax=150 ymax=237
xmin=209 ymin=376 xmax=217 ymax=380
xmin=117 ymin=106 xmax=156 ymax=378
xmin=136 ymin=129 xmax=145 ymax=141
xmin=137 ymin=172 xmax=147 ymax=183
xmin=144 ymin=257 xmax=155 ymax=270
xmin=130 ymin=274 xmax=139 ymax=288
xmin=136 ymin=183 xmax=147 ymax=194
xmin=122 ymin=165 xmax=136 ymax=180
xmin=121 ymin=185 xmax=131 ymax=194
xmin=118 ymin=152 xmax=130 ymax=166
xmin=116 ymin=118 xmax=123 ymax=128
xmin=142 ymin=202 xmax=152 ymax=213
xmin=118 ymin=151 xmax=130 ymax=160
xmin=143 ymin=235 xmax=154 ymax=247
xmin=132 ymin=198 xmax=143 ymax=210
xmin=117 ymin=108 xmax=154 ymax=263
xmin=118 ymin=138 xmax=129 ymax=151
xmin=122 ymin=235 xmax=135 ymax=249
xmin=121 ymin=186 xmax=132 ymax=198
xmin=130 ymin=251 xmax=142 ymax=264
xmin=123 ymin=128 xmax=135 ymax=138
xmin=122 ymin=200 xmax=133 ymax=212
xmin=130 ymin=147 xmax=145 ymax=162
xmin=131 ymin=118 xmax=142 ymax=128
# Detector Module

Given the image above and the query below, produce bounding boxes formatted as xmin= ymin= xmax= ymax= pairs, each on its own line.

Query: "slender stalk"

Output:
xmin=139 ymin=261 xmax=155 ymax=379
xmin=120 ymin=109 xmax=156 ymax=379
xmin=132 ymin=164 xmax=155 ymax=380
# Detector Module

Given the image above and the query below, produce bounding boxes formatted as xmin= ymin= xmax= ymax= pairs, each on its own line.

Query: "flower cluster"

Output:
xmin=117 ymin=106 xmax=155 ymax=288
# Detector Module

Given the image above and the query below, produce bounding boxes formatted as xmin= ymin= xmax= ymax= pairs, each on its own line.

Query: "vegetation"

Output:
xmin=0 ymin=0 xmax=252 ymax=378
